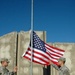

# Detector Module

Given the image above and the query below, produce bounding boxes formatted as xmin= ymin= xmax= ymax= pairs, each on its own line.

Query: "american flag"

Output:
xmin=22 ymin=31 xmax=65 ymax=65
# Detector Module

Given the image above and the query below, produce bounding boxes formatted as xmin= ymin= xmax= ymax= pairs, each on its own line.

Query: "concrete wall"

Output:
xmin=0 ymin=32 xmax=17 ymax=71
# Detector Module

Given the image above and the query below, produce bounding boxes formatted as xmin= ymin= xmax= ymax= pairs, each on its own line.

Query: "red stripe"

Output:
xmin=46 ymin=49 xmax=62 ymax=57
xmin=51 ymin=60 xmax=59 ymax=65
xmin=46 ymin=52 xmax=59 ymax=60
xmin=28 ymin=48 xmax=59 ymax=63
xmin=26 ymin=49 xmax=58 ymax=64
xmin=25 ymin=51 xmax=49 ymax=64
xmin=28 ymin=48 xmax=50 ymax=60
xmin=46 ymin=46 xmax=63 ymax=56
xmin=46 ymin=46 xmax=64 ymax=55
xmin=45 ymin=43 xmax=65 ymax=52
xmin=46 ymin=52 xmax=58 ymax=60
xmin=27 ymin=47 xmax=61 ymax=64
xmin=47 ymin=51 xmax=61 ymax=57
xmin=23 ymin=55 xmax=49 ymax=65
xmin=24 ymin=54 xmax=58 ymax=66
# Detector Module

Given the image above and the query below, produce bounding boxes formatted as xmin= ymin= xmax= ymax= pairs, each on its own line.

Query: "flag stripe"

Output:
xmin=23 ymin=55 xmax=47 ymax=65
xmin=28 ymin=48 xmax=58 ymax=62
xmin=49 ymin=54 xmax=60 ymax=59
xmin=45 ymin=45 xmax=64 ymax=55
xmin=28 ymin=47 xmax=50 ymax=60
xmin=46 ymin=52 xmax=59 ymax=60
xmin=47 ymin=50 xmax=62 ymax=58
xmin=45 ymin=43 xmax=65 ymax=52
xmin=46 ymin=48 xmax=63 ymax=57
xmin=26 ymin=50 xmax=49 ymax=63
xmin=23 ymin=56 xmax=45 ymax=65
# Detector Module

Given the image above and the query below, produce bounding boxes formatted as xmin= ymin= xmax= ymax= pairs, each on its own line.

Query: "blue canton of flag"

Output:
xmin=30 ymin=31 xmax=46 ymax=52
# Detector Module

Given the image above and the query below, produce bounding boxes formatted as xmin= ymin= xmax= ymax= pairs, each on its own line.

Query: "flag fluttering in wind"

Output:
xmin=22 ymin=31 xmax=65 ymax=65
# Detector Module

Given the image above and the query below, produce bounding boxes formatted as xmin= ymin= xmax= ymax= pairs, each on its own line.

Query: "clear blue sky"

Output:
xmin=0 ymin=0 xmax=75 ymax=42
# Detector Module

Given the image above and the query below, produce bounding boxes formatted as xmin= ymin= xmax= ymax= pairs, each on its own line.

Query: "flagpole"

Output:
xmin=30 ymin=0 xmax=33 ymax=75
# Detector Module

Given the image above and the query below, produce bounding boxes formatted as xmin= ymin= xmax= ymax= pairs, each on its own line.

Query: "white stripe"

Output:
xmin=49 ymin=58 xmax=58 ymax=62
xmin=27 ymin=48 xmax=58 ymax=62
xmin=50 ymin=55 xmax=60 ymax=59
xmin=29 ymin=47 xmax=50 ymax=59
xmin=25 ymin=54 xmax=46 ymax=64
xmin=45 ymin=44 xmax=64 ymax=54
xmin=46 ymin=46 xmax=64 ymax=55
xmin=27 ymin=50 xmax=49 ymax=62
xmin=46 ymin=49 xmax=62 ymax=57
xmin=24 ymin=47 xmax=59 ymax=63
xmin=30 ymin=48 xmax=58 ymax=61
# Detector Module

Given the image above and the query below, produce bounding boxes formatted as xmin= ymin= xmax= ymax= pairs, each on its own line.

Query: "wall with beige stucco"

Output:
xmin=0 ymin=31 xmax=75 ymax=75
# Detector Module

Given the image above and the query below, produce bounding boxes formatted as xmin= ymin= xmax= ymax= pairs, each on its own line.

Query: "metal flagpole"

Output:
xmin=30 ymin=0 xmax=33 ymax=75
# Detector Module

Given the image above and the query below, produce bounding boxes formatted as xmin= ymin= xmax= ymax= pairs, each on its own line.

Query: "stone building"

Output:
xmin=0 ymin=31 xmax=75 ymax=75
